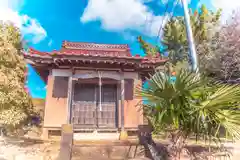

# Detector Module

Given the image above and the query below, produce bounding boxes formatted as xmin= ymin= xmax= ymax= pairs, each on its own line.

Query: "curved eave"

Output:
xmin=24 ymin=52 xmax=168 ymax=69
xmin=27 ymin=47 xmax=165 ymax=61
xmin=24 ymin=53 xmax=54 ymax=67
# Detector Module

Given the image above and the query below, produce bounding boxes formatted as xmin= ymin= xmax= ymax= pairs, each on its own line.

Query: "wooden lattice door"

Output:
xmin=72 ymin=83 xmax=96 ymax=128
xmin=97 ymin=84 xmax=117 ymax=128
xmin=72 ymin=82 xmax=117 ymax=128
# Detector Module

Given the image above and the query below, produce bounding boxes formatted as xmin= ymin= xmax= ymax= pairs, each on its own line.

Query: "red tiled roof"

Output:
xmin=28 ymin=48 xmax=49 ymax=56
xmin=27 ymin=48 xmax=164 ymax=62
xmin=25 ymin=41 xmax=167 ymax=67
xmin=28 ymin=41 xmax=132 ymax=57
xmin=58 ymin=49 xmax=132 ymax=57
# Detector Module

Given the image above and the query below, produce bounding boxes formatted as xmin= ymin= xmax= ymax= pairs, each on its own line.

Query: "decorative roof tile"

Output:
xmin=56 ymin=49 xmax=133 ymax=58
xmin=62 ymin=41 xmax=129 ymax=51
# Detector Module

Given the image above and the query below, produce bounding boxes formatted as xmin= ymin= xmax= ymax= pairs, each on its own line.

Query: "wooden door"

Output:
xmin=72 ymin=82 xmax=117 ymax=129
xmin=97 ymin=84 xmax=117 ymax=128
xmin=72 ymin=83 xmax=96 ymax=128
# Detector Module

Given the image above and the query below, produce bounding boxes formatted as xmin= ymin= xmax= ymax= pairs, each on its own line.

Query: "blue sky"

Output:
xmin=0 ymin=0 xmax=237 ymax=98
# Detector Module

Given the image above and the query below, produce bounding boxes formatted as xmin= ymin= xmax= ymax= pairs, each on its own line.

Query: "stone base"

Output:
xmin=119 ymin=130 xmax=128 ymax=140
xmin=74 ymin=132 xmax=120 ymax=140
xmin=72 ymin=145 xmax=146 ymax=159
xmin=41 ymin=128 xmax=49 ymax=140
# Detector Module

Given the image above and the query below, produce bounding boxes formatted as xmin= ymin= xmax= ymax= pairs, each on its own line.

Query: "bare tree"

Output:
xmin=199 ymin=9 xmax=240 ymax=82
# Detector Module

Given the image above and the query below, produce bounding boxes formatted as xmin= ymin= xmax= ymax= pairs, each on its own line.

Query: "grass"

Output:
xmin=32 ymin=98 xmax=45 ymax=106
xmin=152 ymin=132 xmax=235 ymax=147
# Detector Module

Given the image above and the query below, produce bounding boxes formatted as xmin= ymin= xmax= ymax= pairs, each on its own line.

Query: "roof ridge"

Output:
xmin=62 ymin=40 xmax=130 ymax=51
xmin=62 ymin=40 xmax=129 ymax=46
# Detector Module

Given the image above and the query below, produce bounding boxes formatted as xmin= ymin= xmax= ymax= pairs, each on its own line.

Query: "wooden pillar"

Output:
xmin=98 ymin=71 xmax=102 ymax=111
xmin=119 ymin=74 xmax=128 ymax=140
xmin=66 ymin=76 xmax=73 ymax=124
xmin=120 ymin=78 xmax=125 ymax=131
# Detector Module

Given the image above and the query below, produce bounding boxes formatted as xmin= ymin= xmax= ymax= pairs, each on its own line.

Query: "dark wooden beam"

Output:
xmin=33 ymin=67 xmax=49 ymax=83
xmin=67 ymin=76 xmax=73 ymax=123
xmin=26 ymin=56 xmax=163 ymax=71
xmin=120 ymin=73 xmax=125 ymax=131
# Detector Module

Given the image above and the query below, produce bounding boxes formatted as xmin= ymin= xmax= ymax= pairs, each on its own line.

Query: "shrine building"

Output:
xmin=24 ymin=41 xmax=167 ymax=139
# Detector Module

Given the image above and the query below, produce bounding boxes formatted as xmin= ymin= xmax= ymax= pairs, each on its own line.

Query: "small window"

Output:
xmin=52 ymin=76 xmax=68 ymax=98
xmin=124 ymin=79 xmax=134 ymax=100
xmin=74 ymin=83 xmax=95 ymax=102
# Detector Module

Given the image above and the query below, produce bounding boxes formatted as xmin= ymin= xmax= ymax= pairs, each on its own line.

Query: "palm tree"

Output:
xmin=137 ymin=69 xmax=240 ymax=159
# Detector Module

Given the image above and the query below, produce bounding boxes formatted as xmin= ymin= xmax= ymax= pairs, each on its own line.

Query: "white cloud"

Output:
xmin=211 ymin=0 xmax=240 ymax=12
xmin=81 ymin=0 xmax=240 ymax=37
xmin=48 ymin=39 xmax=53 ymax=46
xmin=81 ymin=0 xmax=165 ymax=37
xmin=0 ymin=0 xmax=25 ymax=10
xmin=48 ymin=39 xmax=53 ymax=47
xmin=0 ymin=0 xmax=47 ymax=43
xmin=21 ymin=15 xmax=47 ymax=43
xmin=211 ymin=0 xmax=240 ymax=20
xmin=141 ymin=0 xmax=154 ymax=3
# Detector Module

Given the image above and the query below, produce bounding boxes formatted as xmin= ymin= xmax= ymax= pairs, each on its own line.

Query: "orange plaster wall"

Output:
xmin=117 ymin=79 xmax=143 ymax=128
xmin=43 ymin=75 xmax=68 ymax=128
xmin=44 ymin=75 xmax=143 ymax=129
xmin=124 ymin=79 xmax=143 ymax=128
xmin=124 ymin=99 xmax=143 ymax=128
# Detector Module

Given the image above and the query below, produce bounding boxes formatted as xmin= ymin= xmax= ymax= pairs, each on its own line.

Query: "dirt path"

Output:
xmin=0 ymin=137 xmax=240 ymax=160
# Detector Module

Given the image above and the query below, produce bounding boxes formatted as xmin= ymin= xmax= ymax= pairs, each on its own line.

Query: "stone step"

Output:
xmin=74 ymin=132 xmax=120 ymax=140
xmin=72 ymin=145 xmax=146 ymax=160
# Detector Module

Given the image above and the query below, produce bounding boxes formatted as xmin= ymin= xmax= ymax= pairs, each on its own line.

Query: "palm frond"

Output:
xmin=137 ymin=69 xmax=240 ymax=143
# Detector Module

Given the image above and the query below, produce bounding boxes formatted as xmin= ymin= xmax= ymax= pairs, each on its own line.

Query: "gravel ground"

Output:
xmin=0 ymin=137 xmax=240 ymax=160
xmin=0 ymin=138 xmax=59 ymax=160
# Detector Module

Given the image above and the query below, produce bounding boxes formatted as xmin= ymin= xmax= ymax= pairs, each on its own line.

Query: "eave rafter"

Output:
xmin=24 ymin=41 xmax=168 ymax=71
xmin=25 ymin=54 xmax=166 ymax=70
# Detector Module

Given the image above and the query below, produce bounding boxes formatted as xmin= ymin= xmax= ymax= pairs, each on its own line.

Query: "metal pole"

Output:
xmin=181 ymin=0 xmax=198 ymax=72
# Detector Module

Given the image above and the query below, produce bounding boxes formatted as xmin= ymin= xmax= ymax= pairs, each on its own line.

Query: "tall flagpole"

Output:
xmin=181 ymin=0 xmax=198 ymax=72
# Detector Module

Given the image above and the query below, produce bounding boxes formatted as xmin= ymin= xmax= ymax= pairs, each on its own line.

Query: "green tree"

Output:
xmin=137 ymin=69 xmax=240 ymax=158
xmin=162 ymin=5 xmax=221 ymax=64
xmin=137 ymin=36 xmax=160 ymax=56
xmin=138 ymin=5 xmax=221 ymax=65
xmin=0 ymin=21 xmax=34 ymax=129
xmin=162 ymin=16 xmax=187 ymax=64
